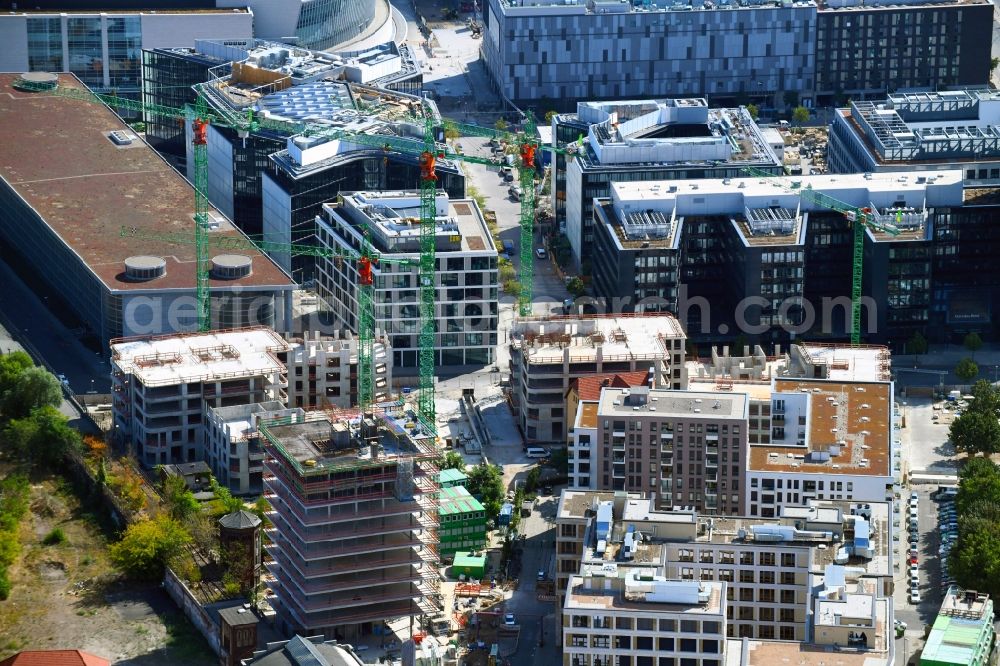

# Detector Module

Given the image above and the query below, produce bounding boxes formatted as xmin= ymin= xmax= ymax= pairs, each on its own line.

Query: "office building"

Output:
xmin=509 ymin=314 xmax=688 ymax=443
xmin=921 ymin=588 xmax=995 ymax=666
xmin=285 ymin=330 xmax=392 ymax=410
xmin=481 ymin=0 xmax=816 ymax=107
xmin=0 ymin=5 xmax=253 ymax=95
xmin=591 ymin=170 xmax=966 ymax=344
xmin=316 ymin=192 xmax=499 ymax=374
xmin=204 ymin=402 xmax=302 ymax=495
xmin=0 ymin=74 xmax=294 ymax=350
xmin=110 ymin=328 xmax=290 ymax=468
xmin=814 ymin=2 xmax=992 ymax=105
xmin=142 ymin=38 xmax=422 ymax=158
xmin=557 ymin=492 xmax=893 ymax=645
xmin=438 ymin=486 xmax=487 ymax=559
xmin=259 ymin=405 xmax=441 ymax=639
xmin=551 ymin=100 xmax=782 ymax=269
xmin=828 ymin=91 xmax=1000 ymax=184
xmin=482 ymin=0 xmax=991 ymax=108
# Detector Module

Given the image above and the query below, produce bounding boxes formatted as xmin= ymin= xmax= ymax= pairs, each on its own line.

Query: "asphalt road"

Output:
xmin=503 ymin=493 xmax=561 ymax=666
xmin=0 ymin=257 xmax=110 ymax=395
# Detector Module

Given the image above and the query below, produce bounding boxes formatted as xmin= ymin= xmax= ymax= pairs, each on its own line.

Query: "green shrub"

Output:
xmin=42 ymin=527 xmax=66 ymax=546
xmin=0 ymin=568 xmax=10 ymax=600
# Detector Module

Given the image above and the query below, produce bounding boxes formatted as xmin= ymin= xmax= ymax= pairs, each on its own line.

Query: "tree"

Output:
xmin=955 ymin=357 xmax=979 ymax=383
xmin=792 ymin=106 xmax=810 ymax=125
xmin=908 ymin=331 xmax=928 ymax=356
xmin=992 ymin=57 xmax=1000 ymax=77
xmin=162 ymin=474 xmax=199 ymax=522
xmin=956 ymin=457 xmax=1000 ymax=515
xmin=950 ymin=410 xmax=1000 ymax=456
xmin=567 ymin=276 xmax=586 ymax=298
xmin=109 ymin=515 xmax=191 ymax=580
xmin=2 ymin=405 xmax=80 ymax=464
xmin=949 ymin=513 xmax=1000 ymax=599
xmin=549 ymin=447 xmax=569 ymax=476
xmin=2 ymin=367 xmax=62 ymax=420
xmin=502 ymin=280 xmax=522 ymax=297
xmin=745 ymin=103 xmax=759 ymax=120
xmin=525 ymin=466 xmax=541 ymax=493
xmin=544 ymin=110 xmax=558 ymax=123
xmin=494 ymin=118 xmax=508 ymax=131
xmin=466 ymin=463 xmax=505 ymax=520
xmin=0 ymin=351 xmax=32 ymax=397
xmin=107 ymin=463 xmax=147 ymax=515
xmin=438 ymin=450 xmax=466 ymax=472
xmin=209 ymin=477 xmax=244 ymax=516
xmin=970 ymin=379 xmax=1000 ymax=416
xmin=964 ymin=332 xmax=983 ymax=360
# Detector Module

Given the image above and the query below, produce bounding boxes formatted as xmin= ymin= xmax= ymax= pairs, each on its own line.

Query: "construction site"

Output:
xmin=258 ymin=403 xmax=443 ymax=641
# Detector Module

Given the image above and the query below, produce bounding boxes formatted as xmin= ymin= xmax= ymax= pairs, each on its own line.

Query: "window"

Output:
xmin=615 ymin=636 xmax=632 ymax=650
xmin=760 ymin=571 xmax=775 ymax=585
xmin=679 ymin=639 xmax=698 ymax=653
xmin=739 ymin=570 xmax=755 ymax=583
xmin=780 ymin=609 xmax=796 ymax=623
xmin=740 ymin=552 xmax=755 ymax=565
xmin=702 ymin=640 xmax=720 ymax=654
xmin=739 ymin=588 xmax=754 ymax=602
xmin=759 ymin=589 xmax=775 ymax=603
xmin=781 ymin=590 xmax=796 ymax=604
xmin=660 ymin=619 xmax=677 ymax=632
xmin=636 ymin=636 xmax=654 ymax=650
xmin=759 ymin=607 xmax=775 ymax=622
xmin=738 ymin=607 xmax=755 ymax=620
xmin=680 ymin=620 xmax=699 ymax=633
xmin=781 ymin=572 xmax=796 ymax=585
xmin=780 ymin=626 xmax=796 ymax=640
xmin=616 ymin=616 xmax=633 ymax=630
xmin=759 ymin=552 xmax=775 ymax=566
xmin=781 ymin=553 xmax=797 ymax=567
xmin=637 ymin=618 xmax=655 ymax=631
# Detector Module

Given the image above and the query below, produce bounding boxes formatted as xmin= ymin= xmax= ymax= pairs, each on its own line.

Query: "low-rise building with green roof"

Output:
xmin=438 ymin=467 xmax=468 ymax=489
xmin=921 ymin=587 xmax=994 ymax=666
xmin=439 ymin=485 xmax=487 ymax=559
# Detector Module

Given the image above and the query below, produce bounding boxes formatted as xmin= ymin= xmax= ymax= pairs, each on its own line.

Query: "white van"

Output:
xmin=526 ymin=447 xmax=549 ymax=458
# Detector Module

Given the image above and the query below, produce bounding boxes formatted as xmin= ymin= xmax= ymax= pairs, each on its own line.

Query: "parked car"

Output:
xmin=537 ymin=569 xmax=546 ymax=581
xmin=910 ymin=591 xmax=921 ymax=604
xmin=535 ymin=247 xmax=547 ymax=259
xmin=504 ymin=613 xmax=516 ymax=626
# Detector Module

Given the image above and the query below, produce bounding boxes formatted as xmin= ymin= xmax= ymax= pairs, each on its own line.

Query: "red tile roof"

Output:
xmin=0 ymin=650 xmax=111 ymax=666
xmin=571 ymin=371 xmax=651 ymax=401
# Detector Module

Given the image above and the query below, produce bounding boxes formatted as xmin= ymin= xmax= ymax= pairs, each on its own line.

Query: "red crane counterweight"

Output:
xmin=193 ymin=118 xmax=209 ymax=146
xmin=519 ymin=142 xmax=536 ymax=167
xmin=359 ymin=257 xmax=373 ymax=286
xmin=419 ymin=150 xmax=438 ymax=181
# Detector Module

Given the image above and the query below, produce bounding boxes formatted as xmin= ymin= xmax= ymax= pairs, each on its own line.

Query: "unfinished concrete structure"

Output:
xmin=111 ymin=327 xmax=290 ymax=468
xmin=205 ymin=401 xmax=303 ymax=495
xmin=285 ymin=330 xmax=392 ymax=410
xmin=508 ymin=314 xmax=687 ymax=443
xmin=260 ymin=404 xmax=441 ymax=639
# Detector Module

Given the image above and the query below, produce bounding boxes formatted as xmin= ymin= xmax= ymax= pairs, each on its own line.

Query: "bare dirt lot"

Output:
xmin=0 ymin=471 xmax=214 ymax=665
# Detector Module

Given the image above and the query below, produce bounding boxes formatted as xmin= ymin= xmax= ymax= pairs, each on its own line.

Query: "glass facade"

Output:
xmin=67 ymin=17 xmax=103 ymax=88
xmin=141 ymin=49 xmax=220 ymax=156
xmin=106 ymin=17 xmax=142 ymax=90
xmin=27 ymin=18 xmax=62 ymax=73
xmin=295 ymin=0 xmax=377 ymax=50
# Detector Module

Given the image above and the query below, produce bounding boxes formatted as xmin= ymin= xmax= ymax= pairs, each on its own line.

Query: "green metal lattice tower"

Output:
xmin=741 ymin=166 xmax=901 ymax=344
xmin=417 ymin=112 xmax=439 ymax=429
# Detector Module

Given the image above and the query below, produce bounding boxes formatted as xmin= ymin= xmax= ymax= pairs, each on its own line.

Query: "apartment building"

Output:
xmin=556 ymin=491 xmax=893 ymax=644
xmin=110 ymin=328 xmax=290 ymax=468
xmin=590 ymin=170 xmax=965 ymax=344
xmin=550 ymin=100 xmax=782 ymax=269
xmin=204 ymin=402 xmax=302 ymax=496
xmin=922 ymin=588 xmax=995 ymax=666
xmin=509 ymin=314 xmax=687 ymax=443
xmin=829 ymin=91 xmax=1000 ymax=183
xmin=563 ymin=576 xmax=727 ymax=666
xmin=586 ymin=386 xmax=750 ymax=515
xmin=259 ymin=405 xmax=441 ymax=639
xmin=316 ymin=191 xmax=499 ymax=374
xmin=285 ymin=331 xmax=392 ymax=410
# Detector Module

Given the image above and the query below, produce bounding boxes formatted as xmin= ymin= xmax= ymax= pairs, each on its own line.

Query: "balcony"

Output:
xmin=268 ymin=531 xmax=426 ymax=563
xmin=266 ymin=543 xmax=428 ymax=579
xmin=265 ymin=559 xmax=427 ymax=596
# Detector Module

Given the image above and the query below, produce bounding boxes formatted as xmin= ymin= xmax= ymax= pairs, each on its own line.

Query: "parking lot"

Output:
xmin=893 ymin=486 xmax=958 ymax=665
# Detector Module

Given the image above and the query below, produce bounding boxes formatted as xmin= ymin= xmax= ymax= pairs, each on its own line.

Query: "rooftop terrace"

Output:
xmin=565 ymin=576 xmax=724 ymax=614
xmin=727 ymin=638 xmax=890 ymax=666
xmin=0 ymin=74 xmax=292 ymax=293
xmin=597 ymin=386 xmax=749 ymax=420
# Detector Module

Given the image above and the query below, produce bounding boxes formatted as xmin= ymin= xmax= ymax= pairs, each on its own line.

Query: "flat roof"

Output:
xmin=576 ymin=401 xmax=599 ymax=429
xmin=511 ymin=314 xmax=685 ymax=363
xmin=111 ymin=328 xmax=288 ymax=387
xmin=440 ymin=486 xmax=485 ymax=516
xmin=557 ymin=489 xmax=617 ymax=521
xmin=599 ymin=387 xmax=748 ymax=420
xmin=728 ymin=638 xmax=890 ymax=666
xmin=797 ymin=344 xmax=892 ymax=382
xmin=0 ymin=74 xmax=292 ymax=293
xmin=439 ymin=468 xmax=468 ymax=484
xmin=749 ymin=379 xmax=893 ymax=477
xmin=565 ymin=577 xmax=723 ymax=614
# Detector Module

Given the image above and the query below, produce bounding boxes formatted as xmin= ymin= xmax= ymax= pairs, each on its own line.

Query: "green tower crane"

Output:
xmin=741 ymin=166 xmax=901 ymax=344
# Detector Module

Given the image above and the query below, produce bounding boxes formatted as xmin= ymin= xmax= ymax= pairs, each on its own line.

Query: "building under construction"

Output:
xmin=259 ymin=403 xmax=442 ymax=640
